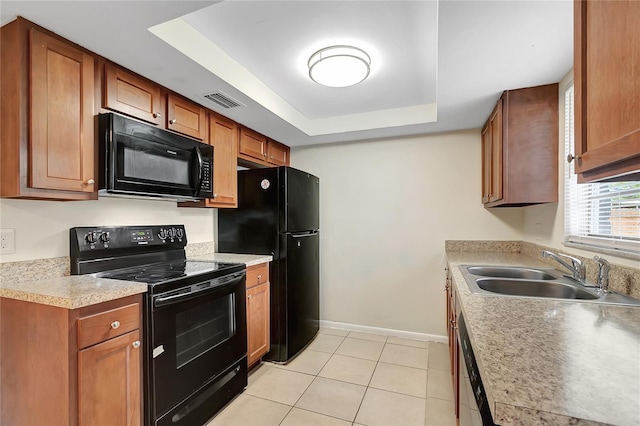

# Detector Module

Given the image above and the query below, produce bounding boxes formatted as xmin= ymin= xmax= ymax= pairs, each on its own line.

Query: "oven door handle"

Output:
xmin=153 ymin=272 xmax=245 ymax=308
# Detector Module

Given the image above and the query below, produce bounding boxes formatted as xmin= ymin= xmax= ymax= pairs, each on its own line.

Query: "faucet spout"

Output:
xmin=541 ymin=250 xmax=587 ymax=283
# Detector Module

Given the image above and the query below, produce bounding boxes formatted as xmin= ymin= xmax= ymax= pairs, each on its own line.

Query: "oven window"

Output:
xmin=123 ymin=144 xmax=190 ymax=185
xmin=175 ymin=294 xmax=236 ymax=368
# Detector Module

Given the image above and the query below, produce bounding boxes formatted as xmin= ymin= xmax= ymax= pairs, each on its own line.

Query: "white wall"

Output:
xmin=0 ymin=197 xmax=215 ymax=262
xmin=292 ymin=130 xmax=523 ymax=336
xmin=521 ymin=70 xmax=638 ymax=268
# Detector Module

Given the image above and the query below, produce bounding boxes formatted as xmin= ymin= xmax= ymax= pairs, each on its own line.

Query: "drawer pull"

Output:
xmin=111 ymin=321 xmax=121 ymax=330
xmin=132 ymin=341 xmax=140 ymax=348
xmin=257 ymin=274 xmax=262 ymax=280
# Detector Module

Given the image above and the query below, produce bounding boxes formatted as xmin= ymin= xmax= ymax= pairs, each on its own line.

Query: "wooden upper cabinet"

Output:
xmin=104 ymin=63 xmax=163 ymax=126
xmin=167 ymin=93 xmax=207 ymax=140
xmin=239 ymin=126 xmax=268 ymax=162
xmin=238 ymin=127 xmax=291 ymax=168
xmin=574 ymin=0 xmax=640 ymax=182
xmin=267 ymin=139 xmax=290 ymax=166
xmin=482 ymin=84 xmax=558 ymax=207
xmin=0 ymin=18 xmax=96 ymax=200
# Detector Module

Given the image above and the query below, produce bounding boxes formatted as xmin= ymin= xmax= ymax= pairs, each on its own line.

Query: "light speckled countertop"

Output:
xmin=188 ymin=253 xmax=272 ymax=267
xmin=0 ymin=251 xmax=271 ymax=309
xmin=446 ymin=251 xmax=640 ymax=426
xmin=0 ymin=275 xmax=147 ymax=309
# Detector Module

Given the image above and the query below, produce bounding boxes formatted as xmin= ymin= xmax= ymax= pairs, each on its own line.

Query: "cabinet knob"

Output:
xmin=170 ymin=119 xmax=177 ymax=124
xmin=248 ymin=295 xmax=253 ymax=299
xmin=153 ymin=113 xmax=162 ymax=118
xmin=263 ymin=153 xmax=267 ymax=157
xmin=257 ymin=274 xmax=262 ymax=280
xmin=212 ymin=194 xmax=218 ymax=198
xmin=132 ymin=341 xmax=140 ymax=348
xmin=270 ymin=155 xmax=273 ymax=159
xmin=111 ymin=321 xmax=120 ymax=330
xmin=567 ymin=154 xmax=581 ymax=163
xmin=85 ymin=178 xmax=95 ymax=185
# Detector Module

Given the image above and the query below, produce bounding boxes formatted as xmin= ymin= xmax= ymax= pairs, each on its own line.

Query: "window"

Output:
xmin=564 ymin=83 xmax=640 ymax=256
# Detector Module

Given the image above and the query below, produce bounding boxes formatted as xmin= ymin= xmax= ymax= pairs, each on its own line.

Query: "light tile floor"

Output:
xmin=208 ymin=328 xmax=482 ymax=426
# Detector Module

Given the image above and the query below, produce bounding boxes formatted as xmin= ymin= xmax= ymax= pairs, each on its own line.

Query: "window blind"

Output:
xmin=564 ymin=83 xmax=640 ymax=255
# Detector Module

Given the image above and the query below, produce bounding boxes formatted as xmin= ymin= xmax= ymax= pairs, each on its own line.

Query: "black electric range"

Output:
xmin=70 ymin=225 xmax=248 ymax=426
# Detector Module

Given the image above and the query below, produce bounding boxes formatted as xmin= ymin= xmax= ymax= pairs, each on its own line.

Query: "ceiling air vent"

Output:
xmin=203 ymin=91 xmax=244 ymax=109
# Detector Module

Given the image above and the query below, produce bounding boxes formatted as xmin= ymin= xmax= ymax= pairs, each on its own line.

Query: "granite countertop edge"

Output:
xmin=446 ymin=250 xmax=640 ymax=426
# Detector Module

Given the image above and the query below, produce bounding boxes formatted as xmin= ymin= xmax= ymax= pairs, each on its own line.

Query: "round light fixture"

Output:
xmin=308 ymin=45 xmax=371 ymax=88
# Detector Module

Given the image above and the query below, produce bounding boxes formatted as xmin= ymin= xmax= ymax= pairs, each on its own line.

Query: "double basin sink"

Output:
xmin=461 ymin=266 xmax=640 ymax=307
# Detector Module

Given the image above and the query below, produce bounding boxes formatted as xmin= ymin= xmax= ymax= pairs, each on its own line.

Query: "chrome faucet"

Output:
xmin=541 ymin=250 xmax=587 ymax=283
xmin=593 ymin=255 xmax=611 ymax=293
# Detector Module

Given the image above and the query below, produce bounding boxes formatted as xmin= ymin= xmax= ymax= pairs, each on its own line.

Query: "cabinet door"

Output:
xmin=29 ymin=28 xmax=95 ymax=192
xmin=78 ymin=330 xmax=141 ymax=426
xmin=167 ymin=94 xmax=207 ymax=140
xmin=239 ymin=127 xmax=268 ymax=162
xmin=574 ymin=0 xmax=640 ymax=180
xmin=247 ymin=282 xmax=270 ymax=367
xmin=209 ymin=113 xmax=238 ymax=207
xmin=267 ymin=139 xmax=290 ymax=166
xmin=488 ymin=100 xmax=503 ymax=203
xmin=104 ymin=63 xmax=162 ymax=126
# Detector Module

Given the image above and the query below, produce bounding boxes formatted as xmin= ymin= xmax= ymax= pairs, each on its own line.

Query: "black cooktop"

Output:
xmin=94 ymin=260 xmax=241 ymax=285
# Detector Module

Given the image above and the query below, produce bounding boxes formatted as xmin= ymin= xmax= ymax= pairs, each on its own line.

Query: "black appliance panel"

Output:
xmin=282 ymin=231 xmax=320 ymax=360
xmin=218 ymin=167 xmax=279 ymax=255
xmin=283 ymin=167 xmax=320 ymax=233
xmin=155 ymin=358 xmax=247 ymax=426
xmin=99 ymin=113 xmax=213 ymax=200
xmin=458 ymin=314 xmax=496 ymax=426
xmin=151 ymin=272 xmax=246 ymax=418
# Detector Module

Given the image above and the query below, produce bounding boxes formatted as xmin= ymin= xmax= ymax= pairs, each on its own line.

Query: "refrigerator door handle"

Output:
xmin=290 ymin=231 xmax=319 ymax=238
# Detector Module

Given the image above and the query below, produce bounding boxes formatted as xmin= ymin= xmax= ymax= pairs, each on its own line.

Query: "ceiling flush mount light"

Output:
xmin=308 ymin=45 xmax=371 ymax=88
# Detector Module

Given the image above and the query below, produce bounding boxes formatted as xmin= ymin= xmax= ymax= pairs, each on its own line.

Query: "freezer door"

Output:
xmin=283 ymin=167 xmax=319 ymax=233
xmin=283 ymin=231 xmax=319 ymax=360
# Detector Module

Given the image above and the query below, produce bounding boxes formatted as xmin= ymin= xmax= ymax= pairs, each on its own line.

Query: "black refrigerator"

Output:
xmin=218 ymin=166 xmax=319 ymax=363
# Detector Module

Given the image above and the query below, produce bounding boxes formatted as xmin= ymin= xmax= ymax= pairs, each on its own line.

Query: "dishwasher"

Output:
xmin=458 ymin=313 xmax=496 ymax=426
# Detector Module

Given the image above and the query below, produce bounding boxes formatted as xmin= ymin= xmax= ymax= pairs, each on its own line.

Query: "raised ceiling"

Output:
xmin=0 ymin=0 xmax=573 ymax=146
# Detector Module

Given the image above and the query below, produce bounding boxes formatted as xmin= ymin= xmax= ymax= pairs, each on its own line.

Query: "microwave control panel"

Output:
xmin=200 ymin=160 xmax=212 ymax=193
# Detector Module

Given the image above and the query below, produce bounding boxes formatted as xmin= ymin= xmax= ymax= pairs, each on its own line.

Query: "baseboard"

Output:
xmin=319 ymin=320 xmax=448 ymax=344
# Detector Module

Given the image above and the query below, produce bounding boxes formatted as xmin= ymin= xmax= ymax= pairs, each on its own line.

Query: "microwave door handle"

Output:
xmin=192 ymin=145 xmax=204 ymax=196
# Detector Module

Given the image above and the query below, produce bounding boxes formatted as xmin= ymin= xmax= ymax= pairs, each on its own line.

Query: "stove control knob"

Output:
xmin=176 ymin=228 xmax=184 ymax=239
xmin=169 ymin=228 xmax=177 ymax=238
xmin=85 ymin=232 xmax=97 ymax=244
xmin=158 ymin=228 xmax=169 ymax=241
xmin=99 ymin=231 xmax=110 ymax=243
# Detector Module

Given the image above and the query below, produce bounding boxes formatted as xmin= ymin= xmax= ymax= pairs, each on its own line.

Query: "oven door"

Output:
xmin=151 ymin=272 xmax=246 ymax=418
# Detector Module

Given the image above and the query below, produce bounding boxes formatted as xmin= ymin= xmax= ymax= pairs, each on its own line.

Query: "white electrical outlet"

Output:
xmin=0 ymin=229 xmax=16 ymax=254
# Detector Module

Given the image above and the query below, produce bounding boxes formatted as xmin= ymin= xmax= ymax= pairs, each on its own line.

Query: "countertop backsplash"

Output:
xmin=447 ymin=240 xmax=640 ymax=300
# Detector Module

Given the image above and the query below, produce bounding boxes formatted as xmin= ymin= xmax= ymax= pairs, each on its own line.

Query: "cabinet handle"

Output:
xmin=111 ymin=321 xmax=120 ymax=330
xmin=257 ymin=274 xmax=262 ymax=280
xmin=153 ymin=113 xmax=162 ymax=118
xmin=85 ymin=179 xmax=95 ymax=185
xmin=132 ymin=341 xmax=140 ymax=348
xmin=567 ymin=154 xmax=581 ymax=163
xmin=170 ymin=119 xmax=177 ymax=124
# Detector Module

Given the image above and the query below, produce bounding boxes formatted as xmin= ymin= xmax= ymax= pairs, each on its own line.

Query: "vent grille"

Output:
xmin=203 ymin=91 xmax=244 ymax=109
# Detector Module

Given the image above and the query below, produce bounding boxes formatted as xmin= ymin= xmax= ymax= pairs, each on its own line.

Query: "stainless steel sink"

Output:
xmin=475 ymin=278 xmax=599 ymax=300
xmin=460 ymin=265 xmax=640 ymax=307
xmin=466 ymin=266 xmax=556 ymax=280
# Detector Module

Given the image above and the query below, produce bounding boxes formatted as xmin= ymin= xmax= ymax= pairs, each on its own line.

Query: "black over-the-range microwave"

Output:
xmin=98 ymin=113 xmax=214 ymax=201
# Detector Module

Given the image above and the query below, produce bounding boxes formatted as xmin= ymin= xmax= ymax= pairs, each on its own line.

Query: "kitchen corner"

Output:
xmin=446 ymin=240 xmax=640 ymax=426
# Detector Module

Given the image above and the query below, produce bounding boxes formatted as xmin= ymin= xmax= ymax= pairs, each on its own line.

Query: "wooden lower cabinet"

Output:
xmin=78 ymin=330 xmax=141 ymax=426
xmin=246 ymin=263 xmax=271 ymax=367
xmin=0 ymin=294 xmax=143 ymax=426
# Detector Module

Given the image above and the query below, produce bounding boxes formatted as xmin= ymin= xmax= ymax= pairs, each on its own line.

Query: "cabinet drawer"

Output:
xmin=78 ymin=303 xmax=140 ymax=349
xmin=246 ymin=263 xmax=269 ymax=289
